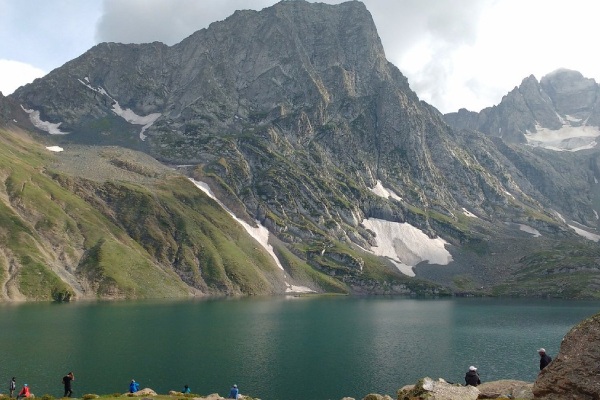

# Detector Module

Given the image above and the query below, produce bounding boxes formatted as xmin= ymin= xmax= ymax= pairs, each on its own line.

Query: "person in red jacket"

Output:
xmin=16 ymin=384 xmax=30 ymax=399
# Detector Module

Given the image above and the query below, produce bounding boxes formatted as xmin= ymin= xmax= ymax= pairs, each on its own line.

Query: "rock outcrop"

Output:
xmin=477 ymin=380 xmax=533 ymax=399
xmin=533 ymin=312 xmax=600 ymax=399
xmin=397 ymin=377 xmax=479 ymax=400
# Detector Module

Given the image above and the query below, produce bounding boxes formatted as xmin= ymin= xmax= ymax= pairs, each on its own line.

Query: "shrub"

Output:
xmin=40 ymin=394 xmax=54 ymax=400
xmin=82 ymin=394 xmax=99 ymax=400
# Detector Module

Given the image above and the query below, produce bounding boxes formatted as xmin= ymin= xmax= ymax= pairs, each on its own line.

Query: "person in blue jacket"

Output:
xmin=129 ymin=379 xmax=140 ymax=393
xmin=182 ymin=385 xmax=191 ymax=394
xmin=228 ymin=384 xmax=239 ymax=399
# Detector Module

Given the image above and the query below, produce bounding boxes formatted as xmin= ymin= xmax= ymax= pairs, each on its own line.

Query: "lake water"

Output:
xmin=0 ymin=296 xmax=599 ymax=400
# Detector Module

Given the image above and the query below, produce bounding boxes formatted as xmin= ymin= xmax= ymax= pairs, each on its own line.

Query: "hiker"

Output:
xmin=9 ymin=377 xmax=16 ymax=398
xmin=62 ymin=372 xmax=75 ymax=397
xmin=229 ymin=384 xmax=239 ymax=399
xmin=464 ymin=365 xmax=481 ymax=386
xmin=182 ymin=385 xmax=191 ymax=394
xmin=129 ymin=379 xmax=140 ymax=393
xmin=16 ymin=384 xmax=30 ymax=399
xmin=538 ymin=348 xmax=552 ymax=370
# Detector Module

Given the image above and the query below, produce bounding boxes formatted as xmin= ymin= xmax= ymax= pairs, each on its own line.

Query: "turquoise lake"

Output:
xmin=0 ymin=296 xmax=599 ymax=400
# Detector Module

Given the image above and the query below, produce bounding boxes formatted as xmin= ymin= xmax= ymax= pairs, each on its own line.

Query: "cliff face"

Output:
xmin=5 ymin=1 xmax=600 ymax=299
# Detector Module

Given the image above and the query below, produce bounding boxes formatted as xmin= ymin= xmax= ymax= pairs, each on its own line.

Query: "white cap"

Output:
xmin=538 ymin=348 xmax=546 ymax=353
xmin=469 ymin=366 xmax=477 ymax=371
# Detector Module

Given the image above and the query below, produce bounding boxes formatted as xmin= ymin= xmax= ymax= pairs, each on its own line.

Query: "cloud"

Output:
xmin=0 ymin=60 xmax=46 ymax=95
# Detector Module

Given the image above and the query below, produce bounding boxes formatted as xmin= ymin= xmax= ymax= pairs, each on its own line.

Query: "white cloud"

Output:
xmin=0 ymin=60 xmax=45 ymax=95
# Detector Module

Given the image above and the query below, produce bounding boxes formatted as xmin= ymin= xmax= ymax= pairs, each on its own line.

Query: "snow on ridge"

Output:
xmin=525 ymin=124 xmax=600 ymax=152
xmin=20 ymin=105 xmax=69 ymax=135
xmin=46 ymin=146 xmax=64 ymax=152
xmin=189 ymin=178 xmax=315 ymax=293
xmin=77 ymin=78 xmax=161 ymax=141
xmin=569 ymin=224 xmax=600 ymax=242
xmin=370 ymin=180 xmax=402 ymax=201
xmin=361 ymin=218 xmax=452 ymax=277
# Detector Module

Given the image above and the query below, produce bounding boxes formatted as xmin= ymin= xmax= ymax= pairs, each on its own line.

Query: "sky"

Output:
xmin=1 ymin=0 xmax=598 ymax=114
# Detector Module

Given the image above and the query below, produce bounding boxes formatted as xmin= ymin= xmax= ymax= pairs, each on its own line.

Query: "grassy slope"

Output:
xmin=0 ymin=127 xmax=348 ymax=300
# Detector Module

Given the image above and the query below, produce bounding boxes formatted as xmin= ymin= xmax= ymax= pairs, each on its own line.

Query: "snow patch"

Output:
xmin=518 ymin=224 xmax=541 ymax=237
xmin=78 ymin=78 xmax=161 ymax=140
xmin=370 ymin=180 xmax=402 ymax=201
xmin=594 ymin=210 xmax=599 ymax=220
xmin=568 ymin=224 xmax=600 ymax=242
xmin=525 ymin=124 xmax=600 ymax=152
xmin=462 ymin=208 xmax=478 ymax=218
xmin=111 ymin=101 xmax=160 ymax=140
xmin=361 ymin=218 xmax=452 ymax=277
xmin=20 ymin=105 xmax=68 ymax=135
xmin=46 ymin=146 xmax=64 ymax=152
xmin=189 ymin=178 xmax=315 ymax=293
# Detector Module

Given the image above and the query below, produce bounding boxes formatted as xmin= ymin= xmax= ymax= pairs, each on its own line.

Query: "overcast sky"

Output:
xmin=1 ymin=0 xmax=598 ymax=114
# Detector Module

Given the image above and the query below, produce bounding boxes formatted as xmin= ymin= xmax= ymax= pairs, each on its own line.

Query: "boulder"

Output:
xmin=362 ymin=394 xmax=392 ymax=400
xmin=477 ymin=380 xmax=533 ymax=399
xmin=132 ymin=388 xmax=157 ymax=397
xmin=533 ymin=312 xmax=600 ymax=399
xmin=398 ymin=377 xmax=479 ymax=400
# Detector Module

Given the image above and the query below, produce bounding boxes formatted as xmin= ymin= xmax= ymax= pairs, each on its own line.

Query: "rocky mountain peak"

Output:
xmin=540 ymin=68 xmax=597 ymax=117
xmin=6 ymin=1 xmax=600 ymax=300
xmin=444 ymin=69 xmax=600 ymax=151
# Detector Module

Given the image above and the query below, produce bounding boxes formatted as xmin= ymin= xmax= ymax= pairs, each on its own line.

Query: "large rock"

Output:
xmin=477 ymin=380 xmax=533 ymax=399
xmin=533 ymin=312 xmax=600 ymax=399
xmin=397 ymin=377 xmax=479 ymax=400
xmin=130 ymin=388 xmax=157 ymax=396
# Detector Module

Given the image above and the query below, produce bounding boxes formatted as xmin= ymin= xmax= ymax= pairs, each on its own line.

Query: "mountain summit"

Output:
xmin=445 ymin=69 xmax=600 ymax=151
xmin=5 ymin=1 xmax=600 ymax=300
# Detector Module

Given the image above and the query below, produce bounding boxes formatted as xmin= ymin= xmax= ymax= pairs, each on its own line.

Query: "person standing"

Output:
xmin=538 ymin=348 xmax=552 ymax=370
xmin=9 ymin=377 xmax=16 ymax=398
xmin=464 ymin=366 xmax=481 ymax=386
xmin=62 ymin=372 xmax=75 ymax=397
xmin=228 ymin=384 xmax=239 ymax=399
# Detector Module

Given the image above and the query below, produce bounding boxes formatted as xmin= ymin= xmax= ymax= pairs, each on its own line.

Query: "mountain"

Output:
xmin=6 ymin=1 xmax=600 ymax=300
xmin=444 ymin=69 xmax=600 ymax=150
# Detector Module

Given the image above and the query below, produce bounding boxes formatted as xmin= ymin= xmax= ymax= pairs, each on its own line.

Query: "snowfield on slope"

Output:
xmin=361 ymin=218 xmax=453 ymax=277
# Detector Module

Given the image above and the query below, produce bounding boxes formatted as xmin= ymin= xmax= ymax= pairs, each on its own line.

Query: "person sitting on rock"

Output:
xmin=182 ymin=385 xmax=191 ymax=394
xmin=16 ymin=384 xmax=30 ymax=399
xmin=464 ymin=365 xmax=481 ymax=386
xmin=129 ymin=379 xmax=140 ymax=393
xmin=538 ymin=348 xmax=552 ymax=370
